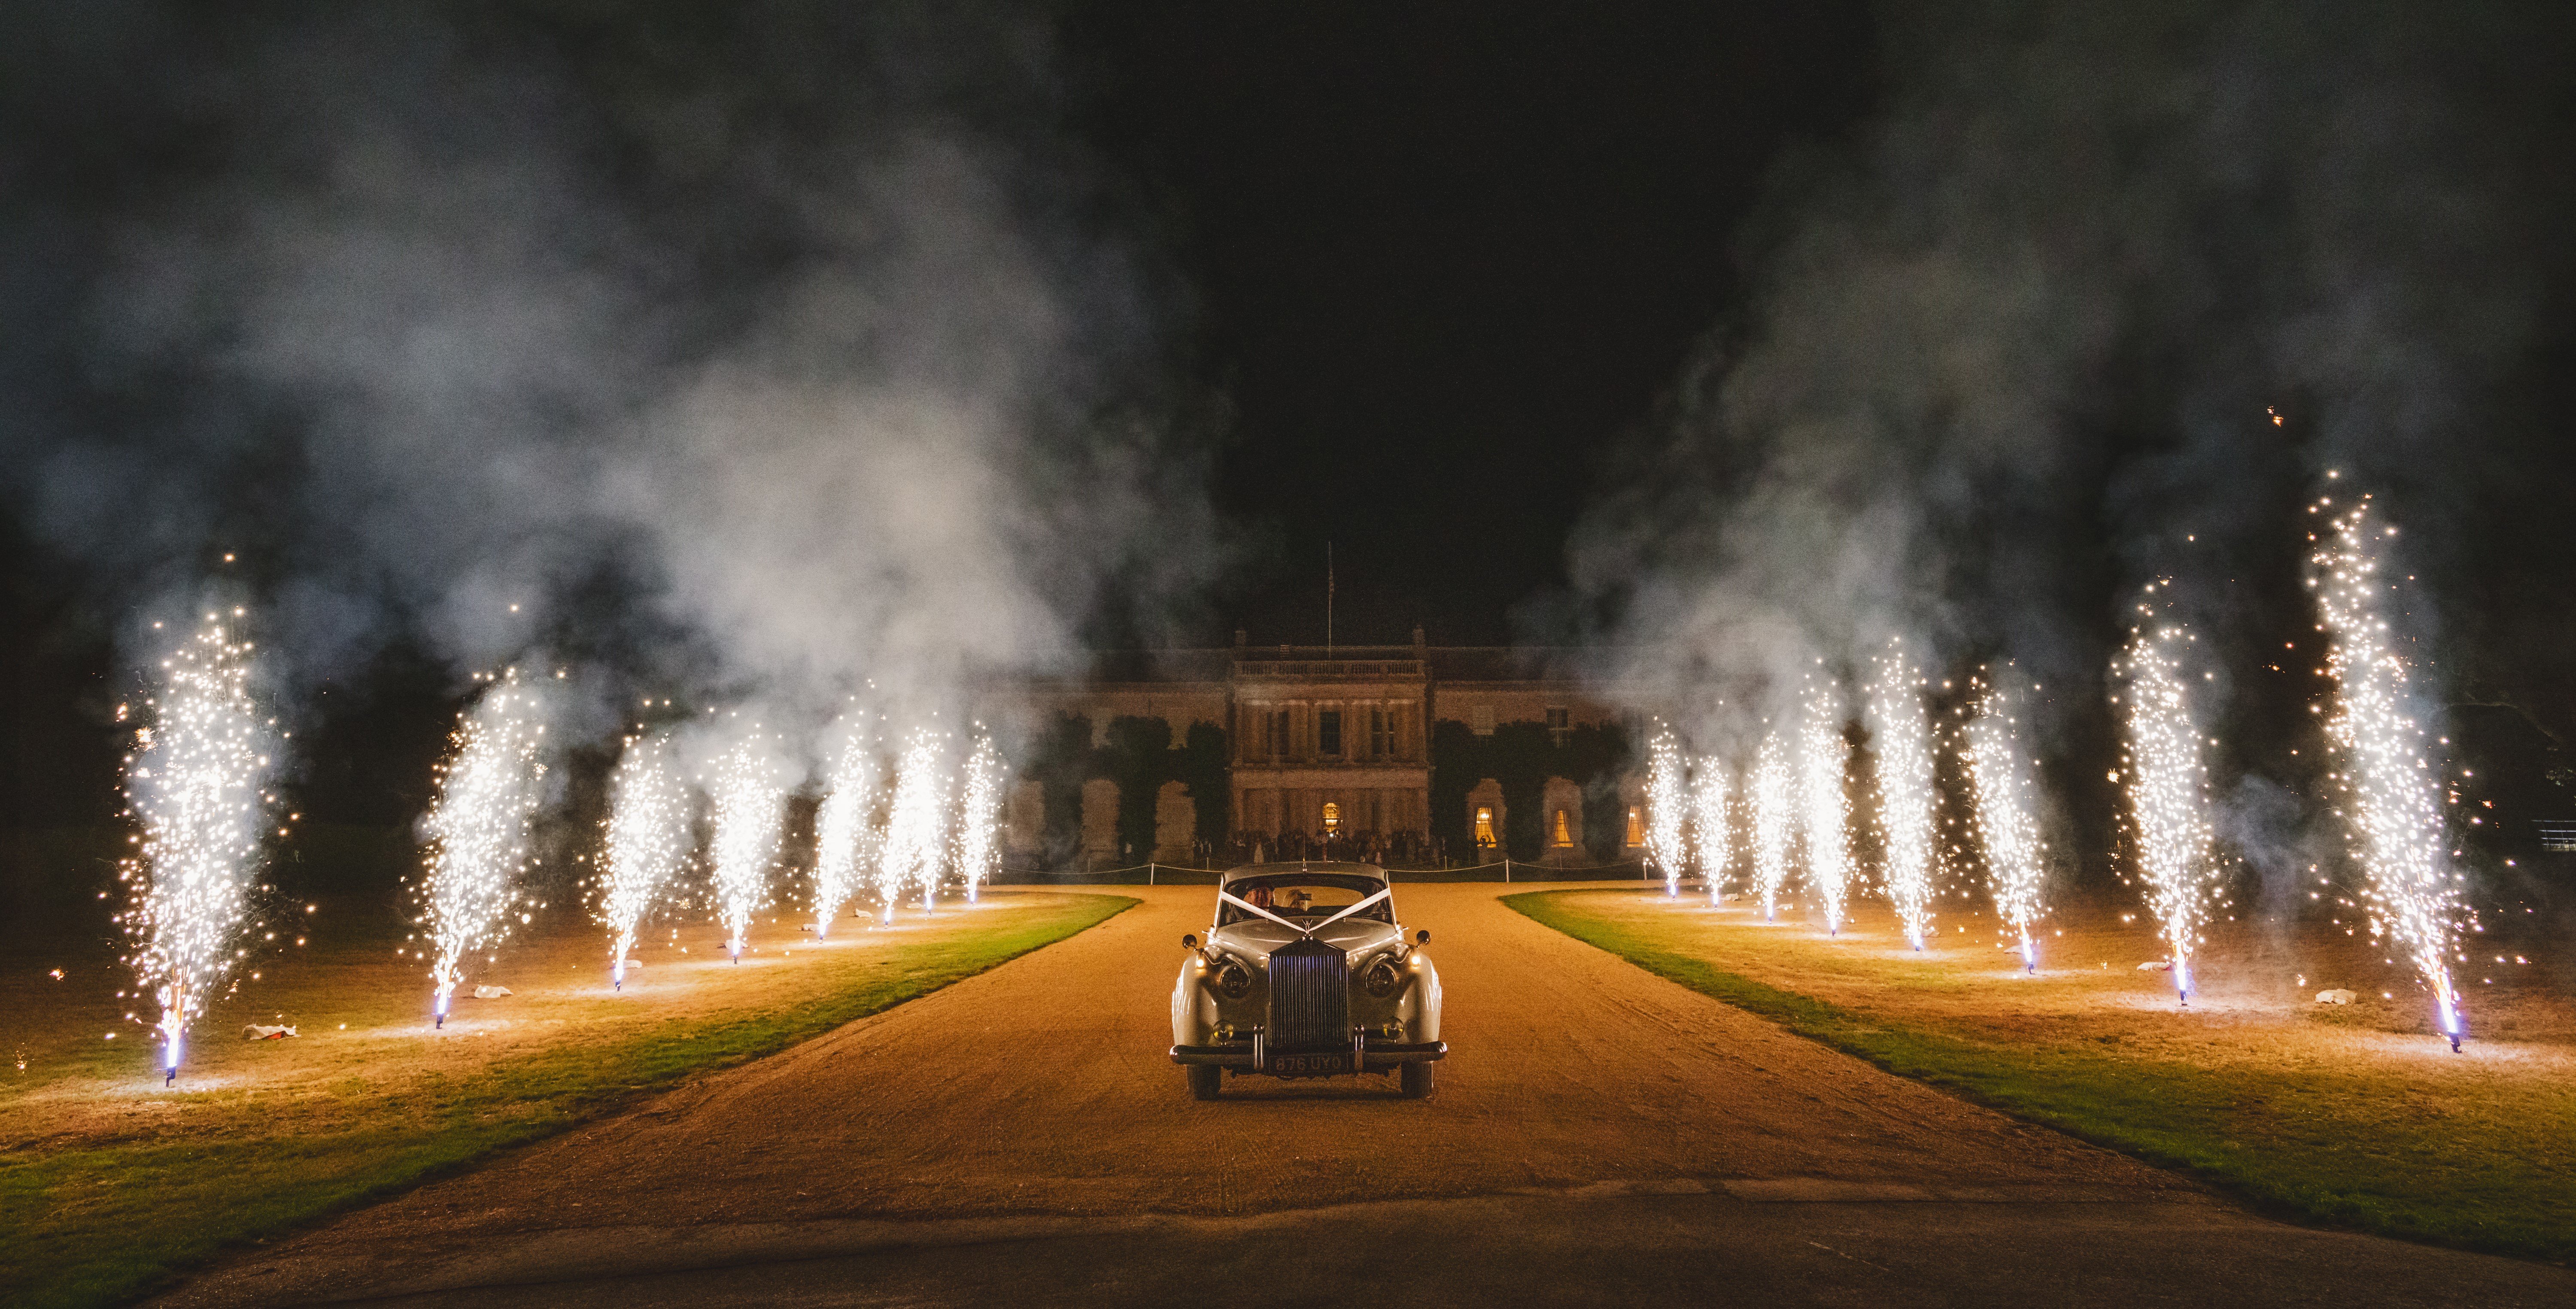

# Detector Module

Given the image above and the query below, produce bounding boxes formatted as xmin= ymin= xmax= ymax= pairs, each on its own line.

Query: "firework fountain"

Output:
xmin=1644 ymin=724 xmax=1688 ymax=896
xmin=1692 ymin=756 xmax=1732 ymax=905
xmin=601 ymin=731 xmax=689 ymax=989
xmin=1797 ymin=677 xmax=1854 ymax=935
xmin=2310 ymin=495 xmax=2470 ymax=1050
xmin=118 ymin=613 xmax=280 ymax=1085
xmin=2112 ymin=598 xmax=2221 ymax=1006
xmin=1750 ymin=732 xmax=1793 ymax=920
xmin=877 ymin=728 xmax=951 ymax=920
xmin=952 ymin=732 xmax=1006 ymax=905
xmin=812 ymin=722 xmax=887 ymax=935
xmin=1963 ymin=668 xmax=2047 ymax=972
xmin=1866 ymin=641 xmax=1937 ymax=949
xmin=707 ymin=723 xmax=790 ymax=963
xmin=419 ymin=669 xmax=550 ymax=1028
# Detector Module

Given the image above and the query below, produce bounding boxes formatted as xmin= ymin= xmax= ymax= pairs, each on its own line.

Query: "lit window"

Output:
xmin=1473 ymin=806 xmax=1496 ymax=846
xmin=1552 ymin=809 xmax=1573 ymax=847
xmin=1322 ymin=801 xmax=1340 ymax=833
xmin=1625 ymin=805 xmax=1644 ymax=846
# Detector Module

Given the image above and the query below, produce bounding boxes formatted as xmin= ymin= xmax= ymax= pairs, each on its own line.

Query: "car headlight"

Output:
xmin=1218 ymin=961 xmax=1252 ymax=999
xmin=1362 ymin=957 xmax=1401 ymax=997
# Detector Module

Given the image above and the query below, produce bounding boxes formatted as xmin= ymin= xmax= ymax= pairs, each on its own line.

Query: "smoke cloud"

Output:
xmin=2 ymin=3 xmax=1209 ymax=740
xmin=1568 ymin=1 xmax=2568 ymax=760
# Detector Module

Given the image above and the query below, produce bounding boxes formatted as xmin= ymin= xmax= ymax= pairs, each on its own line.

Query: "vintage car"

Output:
xmin=1169 ymin=862 xmax=1446 ymax=1099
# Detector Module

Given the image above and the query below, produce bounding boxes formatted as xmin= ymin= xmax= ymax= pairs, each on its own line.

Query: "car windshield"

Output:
xmin=1218 ymin=874 xmax=1391 ymax=926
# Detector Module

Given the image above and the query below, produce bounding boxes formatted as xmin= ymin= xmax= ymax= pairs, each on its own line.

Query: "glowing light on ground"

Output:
xmin=1750 ymin=732 xmax=1793 ymax=920
xmin=1693 ymin=756 xmax=1732 ymax=905
xmin=707 ymin=723 xmax=790 ymax=963
xmin=601 ymin=732 xmax=688 ymax=988
xmin=419 ymin=669 xmax=550 ymax=1027
xmin=878 ymin=729 xmax=951 ymax=919
xmin=952 ymin=732 xmax=1005 ymax=904
xmin=1866 ymin=640 xmax=1936 ymax=949
xmin=813 ymin=721 xmax=886 ymax=936
xmin=1797 ymin=677 xmax=1853 ymax=935
xmin=2310 ymin=494 xmax=2470 ymax=1049
xmin=1963 ymin=667 xmax=2047 ymax=972
xmin=118 ymin=613 xmax=280 ymax=1084
xmin=1644 ymin=724 xmax=1687 ymax=896
xmin=2112 ymin=603 xmax=2219 ymax=1005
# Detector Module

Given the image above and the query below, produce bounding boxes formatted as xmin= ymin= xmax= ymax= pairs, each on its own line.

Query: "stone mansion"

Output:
xmin=986 ymin=630 xmax=1649 ymax=869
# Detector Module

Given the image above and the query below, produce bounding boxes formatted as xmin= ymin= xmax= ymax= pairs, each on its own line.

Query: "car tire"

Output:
xmin=1187 ymin=1064 xmax=1222 ymax=1100
xmin=1400 ymin=1061 xmax=1434 ymax=1099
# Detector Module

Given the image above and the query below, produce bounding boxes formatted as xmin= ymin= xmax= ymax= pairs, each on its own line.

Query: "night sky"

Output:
xmin=4 ymin=2 xmax=2575 ymax=901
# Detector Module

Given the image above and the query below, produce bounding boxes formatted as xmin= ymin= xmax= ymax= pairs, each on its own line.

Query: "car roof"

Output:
xmin=1218 ymin=860 xmax=1390 ymax=885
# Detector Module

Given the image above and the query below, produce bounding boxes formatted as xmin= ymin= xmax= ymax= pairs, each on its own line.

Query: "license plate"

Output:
xmin=1270 ymin=1052 xmax=1349 ymax=1075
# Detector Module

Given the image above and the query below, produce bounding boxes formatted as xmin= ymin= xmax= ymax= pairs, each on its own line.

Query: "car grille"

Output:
xmin=1266 ymin=937 xmax=1349 ymax=1053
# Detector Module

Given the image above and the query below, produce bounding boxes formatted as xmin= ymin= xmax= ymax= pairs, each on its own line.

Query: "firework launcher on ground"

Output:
xmin=1171 ymin=863 xmax=1446 ymax=1100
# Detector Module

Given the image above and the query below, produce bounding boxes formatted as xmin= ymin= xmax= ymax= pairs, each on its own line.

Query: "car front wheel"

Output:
xmin=1187 ymin=1064 xmax=1221 ymax=1100
xmin=1400 ymin=1061 xmax=1434 ymax=1099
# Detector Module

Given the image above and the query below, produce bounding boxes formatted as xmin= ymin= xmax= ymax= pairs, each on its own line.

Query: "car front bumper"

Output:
xmin=1170 ymin=1039 xmax=1446 ymax=1073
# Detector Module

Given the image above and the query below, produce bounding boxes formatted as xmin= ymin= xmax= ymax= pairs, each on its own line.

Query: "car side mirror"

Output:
xmin=1182 ymin=933 xmax=1199 ymax=950
xmin=1415 ymin=929 xmax=1431 ymax=945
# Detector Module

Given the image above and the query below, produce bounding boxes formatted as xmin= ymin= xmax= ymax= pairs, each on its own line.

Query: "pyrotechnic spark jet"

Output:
xmin=878 ymin=729 xmax=951 ymax=919
xmin=1797 ymin=678 xmax=1853 ymax=935
xmin=118 ymin=614 xmax=279 ymax=1084
xmin=419 ymin=669 xmax=549 ymax=1028
xmin=1964 ymin=669 xmax=2047 ymax=972
xmin=707 ymin=725 xmax=790 ymax=963
xmin=1867 ymin=642 xmax=1938 ymax=949
xmin=2112 ymin=608 xmax=2219 ymax=1006
xmin=2310 ymin=495 xmax=2470 ymax=1050
xmin=1750 ymin=732 xmax=1793 ymax=920
xmin=952 ymin=732 xmax=1005 ymax=905
xmin=601 ymin=732 xmax=688 ymax=988
xmin=1693 ymin=757 xmax=1732 ymax=905
xmin=1645 ymin=725 xmax=1688 ymax=896
xmin=812 ymin=724 xmax=885 ymax=936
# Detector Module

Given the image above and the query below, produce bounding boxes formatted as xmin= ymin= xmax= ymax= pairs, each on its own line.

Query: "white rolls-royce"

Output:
xmin=1169 ymin=862 xmax=1446 ymax=1099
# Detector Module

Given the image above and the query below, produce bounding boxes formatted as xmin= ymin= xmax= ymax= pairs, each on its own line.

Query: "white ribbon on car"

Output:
xmin=1219 ymin=887 xmax=1391 ymax=937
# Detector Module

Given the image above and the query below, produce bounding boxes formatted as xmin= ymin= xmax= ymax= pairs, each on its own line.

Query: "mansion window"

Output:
xmin=1269 ymin=709 xmax=1291 ymax=759
xmin=1473 ymin=806 xmax=1496 ymax=847
xmin=1545 ymin=705 xmax=1570 ymax=746
xmin=1370 ymin=708 xmax=1396 ymax=757
xmin=1551 ymin=809 xmax=1573 ymax=847
xmin=1470 ymin=704 xmax=1495 ymax=735
xmin=1625 ymin=805 xmax=1645 ymax=846
xmin=1318 ymin=709 xmax=1342 ymax=757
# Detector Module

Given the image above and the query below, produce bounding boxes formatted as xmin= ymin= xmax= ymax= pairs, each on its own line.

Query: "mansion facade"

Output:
xmin=989 ymin=631 xmax=1648 ymax=868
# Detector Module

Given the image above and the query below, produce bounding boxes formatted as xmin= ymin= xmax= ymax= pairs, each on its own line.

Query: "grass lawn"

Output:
xmin=1 ymin=887 xmax=1134 ymax=1309
xmin=1508 ymin=887 xmax=2576 ymax=1263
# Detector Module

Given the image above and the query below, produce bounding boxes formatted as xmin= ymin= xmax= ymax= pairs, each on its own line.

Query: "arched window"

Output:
xmin=1322 ymin=801 xmax=1341 ymax=834
xmin=1551 ymin=809 xmax=1574 ymax=847
xmin=1625 ymin=805 xmax=1645 ymax=847
xmin=1473 ymin=806 xmax=1496 ymax=847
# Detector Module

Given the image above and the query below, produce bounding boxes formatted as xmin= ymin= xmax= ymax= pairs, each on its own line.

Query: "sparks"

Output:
xmin=1750 ymin=732 xmax=1793 ymax=921
xmin=119 ymin=614 xmax=279 ymax=1084
xmin=1643 ymin=724 xmax=1688 ymax=896
xmin=601 ymin=732 xmax=688 ymax=989
xmin=812 ymin=720 xmax=887 ymax=936
xmin=2113 ymin=614 xmax=2219 ymax=1005
xmin=1964 ymin=667 xmax=2047 ymax=972
xmin=951 ymin=732 xmax=1006 ymax=905
xmin=419 ymin=668 xmax=549 ymax=1028
xmin=707 ymin=724 xmax=790 ymax=963
xmin=877 ymin=728 xmax=951 ymax=920
xmin=1866 ymin=640 xmax=1936 ymax=949
xmin=2311 ymin=496 xmax=2470 ymax=1049
xmin=1693 ymin=755 xmax=1732 ymax=905
xmin=1797 ymin=677 xmax=1853 ymax=935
